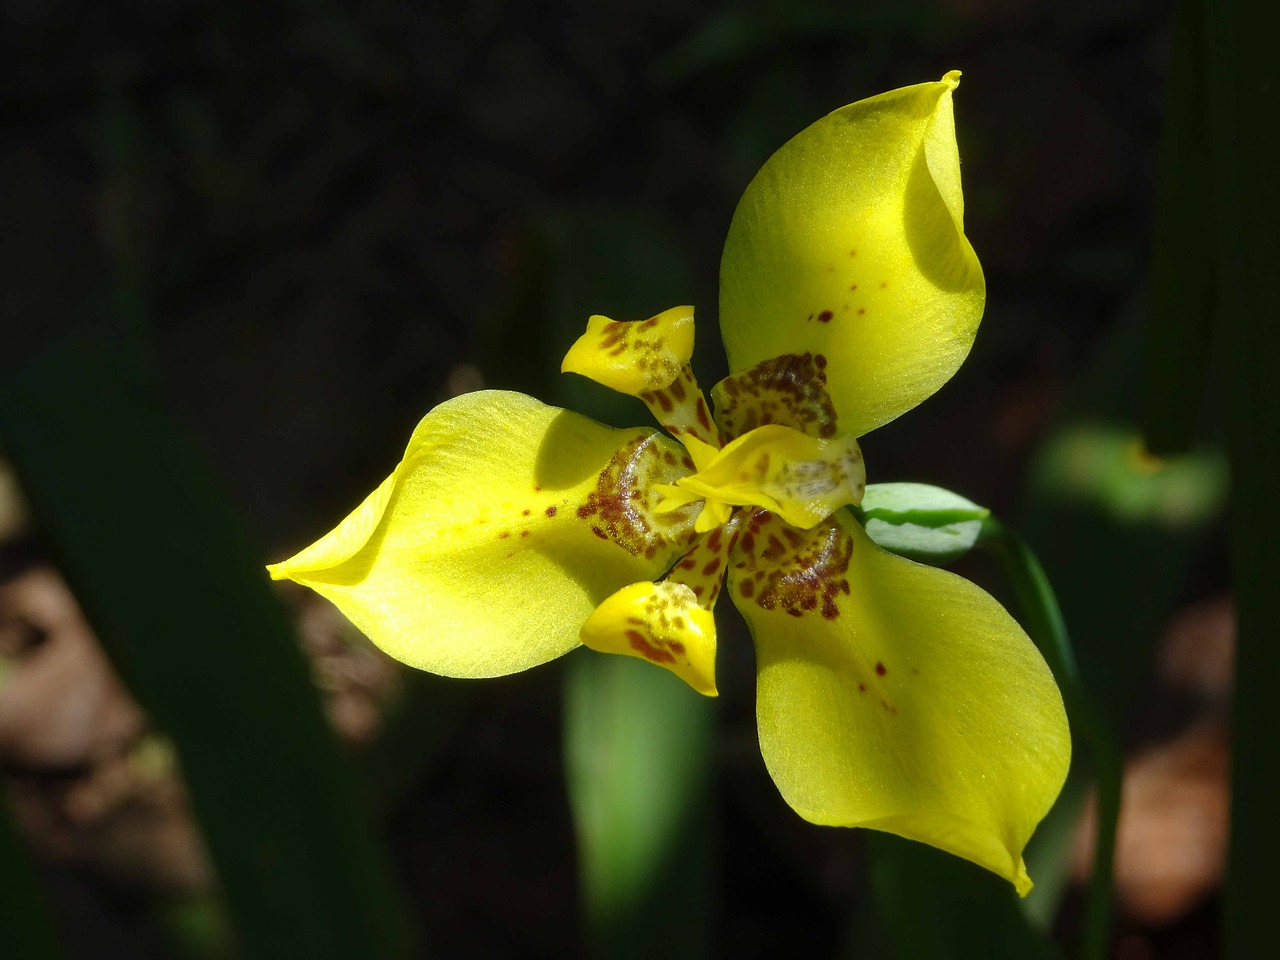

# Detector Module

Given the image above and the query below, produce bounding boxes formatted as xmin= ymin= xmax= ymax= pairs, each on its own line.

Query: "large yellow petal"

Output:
xmin=719 ymin=71 xmax=985 ymax=437
xmin=728 ymin=510 xmax=1069 ymax=894
xmin=269 ymin=390 xmax=698 ymax=677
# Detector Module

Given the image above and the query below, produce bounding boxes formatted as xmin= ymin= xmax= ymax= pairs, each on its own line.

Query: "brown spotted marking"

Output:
xmin=711 ymin=353 xmax=839 ymax=441
xmin=665 ymin=515 xmax=741 ymax=609
xmin=638 ymin=365 xmax=721 ymax=447
xmin=575 ymin=433 xmax=699 ymax=556
xmin=729 ymin=510 xmax=852 ymax=620
xmin=594 ymin=316 xmax=684 ymax=385
xmin=627 ymin=628 xmax=676 ymax=665
xmin=623 ymin=584 xmax=703 ymax=665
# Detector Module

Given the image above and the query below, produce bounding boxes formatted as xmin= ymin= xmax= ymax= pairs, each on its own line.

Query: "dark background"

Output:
xmin=2 ymin=1 xmax=1229 ymax=957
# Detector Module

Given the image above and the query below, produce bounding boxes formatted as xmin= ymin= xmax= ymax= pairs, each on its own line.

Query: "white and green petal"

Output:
xmin=728 ymin=509 xmax=1070 ymax=895
xmin=719 ymin=71 xmax=985 ymax=438
xmin=269 ymin=390 xmax=698 ymax=677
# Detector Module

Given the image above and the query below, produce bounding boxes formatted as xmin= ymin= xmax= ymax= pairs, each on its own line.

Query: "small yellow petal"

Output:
xmin=562 ymin=306 xmax=695 ymax=396
xmin=580 ymin=580 xmax=718 ymax=696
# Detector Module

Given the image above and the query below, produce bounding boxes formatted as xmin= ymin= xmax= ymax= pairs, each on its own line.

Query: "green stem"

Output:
xmin=979 ymin=517 xmax=1121 ymax=960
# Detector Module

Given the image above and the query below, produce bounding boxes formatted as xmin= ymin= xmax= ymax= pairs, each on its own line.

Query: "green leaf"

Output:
xmin=564 ymin=653 xmax=714 ymax=960
xmin=854 ymin=482 xmax=988 ymax=564
xmin=0 ymin=321 xmax=416 ymax=960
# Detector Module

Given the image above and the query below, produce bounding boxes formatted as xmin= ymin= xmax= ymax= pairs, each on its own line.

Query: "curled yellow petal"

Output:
xmin=580 ymin=580 xmax=718 ymax=696
xmin=269 ymin=390 xmax=697 ymax=678
xmin=728 ymin=510 xmax=1070 ymax=894
xmin=720 ymin=71 xmax=985 ymax=437
xmin=561 ymin=306 xmax=695 ymax=395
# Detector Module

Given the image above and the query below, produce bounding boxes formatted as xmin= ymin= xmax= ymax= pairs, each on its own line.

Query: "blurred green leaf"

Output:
xmin=1201 ymin=1 xmax=1280 ymax=956
xmin=0 ymin=321 xmax=416 ymax=960
xmin=564 ymin=652 xmax=715 ymax=960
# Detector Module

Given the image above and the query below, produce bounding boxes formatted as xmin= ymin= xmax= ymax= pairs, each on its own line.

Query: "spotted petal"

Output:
xmin=719 ymin=71 xmax=985 ymax=438
xmin=728 ymin=510 xmax=1069 ymax=894
xmin=269 ymin=390 xmax=697 ymax=677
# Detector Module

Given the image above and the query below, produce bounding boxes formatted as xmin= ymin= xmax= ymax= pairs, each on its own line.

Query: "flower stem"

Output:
xmin=979 ymin=517 xmax=1121 ymax=960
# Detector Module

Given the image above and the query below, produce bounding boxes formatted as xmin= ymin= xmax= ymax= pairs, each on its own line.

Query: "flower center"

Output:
xmin=655 ymin=425 xmax=866 ymax=533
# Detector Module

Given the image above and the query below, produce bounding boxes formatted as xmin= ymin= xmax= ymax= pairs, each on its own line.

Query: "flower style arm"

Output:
xmin=268 ymin=390 xmax=698 ymax=677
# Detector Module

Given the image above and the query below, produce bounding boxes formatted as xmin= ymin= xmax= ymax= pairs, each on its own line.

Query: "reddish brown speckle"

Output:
xmin=875 ymin=662 xmax=887 ymax=676
xmin=712 ymin=354 xmax=838 ymax=441
xmin=856 ymin=308 xmax=866 ymax=316
xmin=849 ymin=249 xmax=857 ymax=257
xmin=534 ymin=485 xmax=542 ymax=492
xmin=668 ymin=641 xmax=686 ymax=655
xmin=520 ymin=530 xmax=530 ymax=538
xmin=701 ymin=558 xmax=721 ymax=577
xmin=739 ymin=579 xmax=754 ymax=598
xmin=858 ymin=683 xmax=867 ymax=693
xmin=627 ymin=629 xmax=675 ymax=664
xmin=545 ymin=505 xmax=557 ymax=517
xmin=522 ymin=508 xmax=531 ymax=516
xmin=591 ymin=526 xmax=608 ymax=540
xmin=817 ymin=310 xmax=834 ymax=323
xmin=498 ymin=531 xmax=510 ymax=539
xmin=879 ymin=281 xmax=888 ymax=288
xmin=850 ymin=284 xmax=858 ymax=291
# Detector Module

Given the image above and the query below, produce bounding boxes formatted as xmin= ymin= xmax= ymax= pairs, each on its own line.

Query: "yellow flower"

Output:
xmin=269 ymin=72 xmax=1069 ymax=895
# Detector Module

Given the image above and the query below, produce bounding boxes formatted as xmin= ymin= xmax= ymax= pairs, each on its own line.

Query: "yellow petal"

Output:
xmin=728 ymin=510 xmax=1069 ymax=894
xmin=675 ymin=424 xmax=865 ymax=529
xmin=269 ymin=390 xmax=698 ymax=678
xmin=561 ymin=306 xmax=695 ymax=395
xmin=719 ymin=71 xmax=985 ymax=437
xmin=580 ymin=580 xmax=719 ymax=696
